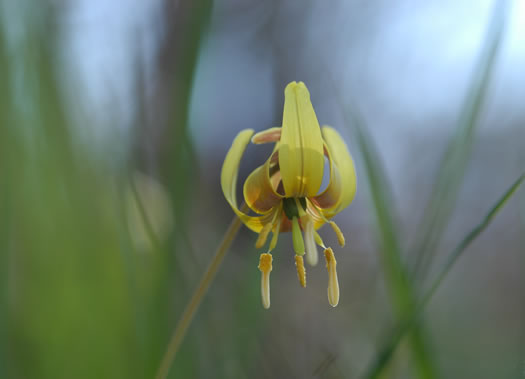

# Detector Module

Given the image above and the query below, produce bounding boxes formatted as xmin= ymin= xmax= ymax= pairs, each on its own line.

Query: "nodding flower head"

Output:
xmin=221 ymin=81 xmax=356 ymax=308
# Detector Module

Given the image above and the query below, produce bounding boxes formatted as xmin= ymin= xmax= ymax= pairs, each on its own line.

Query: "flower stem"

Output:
xmin=155 ymin=210 xmax=244 ymax=379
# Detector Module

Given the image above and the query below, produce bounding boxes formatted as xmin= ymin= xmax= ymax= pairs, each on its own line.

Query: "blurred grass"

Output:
xmin=0 ymin=2 xmax=215 ymax=378
xmin=1 ymin=25 xmax=139 ymax=378
xmin=150 ymin=1 xmax=216 ymax=378
xmin=0 ymin=23 xmax=10 ymax=379
xmin=161 ymin=0 xmax=213 ymax=227
xmin=341 ymin=1 xmax=511 ymax=377
xmin=409 ymin=0 xmax=510 ymax=280
xmin=518 ymin=189 xmax=525 ymax=378
xmin=343 ymin=108 xmax=437 ymax=379
xmin=362 ymin=173 xmax=524 ymax=379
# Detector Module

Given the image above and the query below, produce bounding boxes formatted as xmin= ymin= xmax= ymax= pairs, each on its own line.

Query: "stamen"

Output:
xmin=304 ymin=217 xmax=318 ymax=266
xmin=329 ymin=221 xmax=345 ymax=247
xmin=314 ymin=230 xmax=325 ymax=248
xmin=324 ymin=248 xmax=340 ymax=307
xmin=258 ymin=253 xmax=273 ymax=309
xmin=269 ymin=218 xmax=281 ymax=251
xmin=255 ymin=223 xmax=272 ymax=249
xmin=291 ymin=217 xmax=305 ymax=256
xmin=294 ymin=255 xmax=306 ymax=287
xmin=294 ymin=198 xmax=307 ymax=217
xmin=307 ymin=199 xmax=345 ymax=248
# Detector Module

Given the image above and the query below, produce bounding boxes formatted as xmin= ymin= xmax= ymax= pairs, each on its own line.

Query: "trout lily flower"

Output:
xmin=221 ymin=81 xmax=356 ymax=308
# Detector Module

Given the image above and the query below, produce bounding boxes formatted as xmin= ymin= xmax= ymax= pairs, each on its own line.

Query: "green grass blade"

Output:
xmin=160 ymin=0 xmax=213 ymax=227
xmin=517 ymin=187 xmax=525 ymax=378
xmin=410 ymin=0 xmax=510 ymax=279
xmin=362 ymin=173 xmax=525 ymax=379
xmin=343 ymin=109 xmax=437 ymax=379
xmin=0 ymin=28 xmax=11 ymax=379
xmin=151 ymin=3 xmax=213 ymax=377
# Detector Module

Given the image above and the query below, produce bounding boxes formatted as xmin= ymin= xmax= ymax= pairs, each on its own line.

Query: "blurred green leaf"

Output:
xmin=0 ymin=28 xmax=10 ymax=379
xmin=362 ymin=173 xmax=524 ymax=379
xmin=410 ymin=0 xmax=510 ymax=280
xmin=342 ymin=109 xmax=437 ymax=379
xmin=160 ymin=0 xmax=213 ymax=228
xmin=0 ymin=5 xmax=192 ymax=378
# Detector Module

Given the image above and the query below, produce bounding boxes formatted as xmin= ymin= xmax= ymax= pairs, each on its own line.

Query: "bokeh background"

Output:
xmin=1 ymin=0 xmax=524 ymax=378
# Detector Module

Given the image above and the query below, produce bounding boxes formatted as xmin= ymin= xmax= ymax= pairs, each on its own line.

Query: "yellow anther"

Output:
xmin=258 ymin=253 xmax=273 ymax=309
xmin=304 ymin=217 xmax=318 ymax=266
xmin=329 ymin=221 xmax=345 ymax=247
xmin=324 ymin=248 xmax=340 ymax=307
xmin=255 ymin=223 xmax=273 ymax=249
xmin=294 ymin=255 xmax=306 ymax=288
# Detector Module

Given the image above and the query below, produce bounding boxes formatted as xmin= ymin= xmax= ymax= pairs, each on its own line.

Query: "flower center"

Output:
xmin=282 ymin=197 xmax=307 ymax=220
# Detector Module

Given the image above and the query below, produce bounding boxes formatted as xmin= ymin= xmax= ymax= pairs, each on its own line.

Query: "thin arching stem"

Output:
xmin=155 ymin=210 xmax=244 ymax=379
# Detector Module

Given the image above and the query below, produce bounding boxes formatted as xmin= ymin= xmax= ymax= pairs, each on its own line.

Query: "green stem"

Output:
xmin=155 ymin=211 xmax=244 ymax=379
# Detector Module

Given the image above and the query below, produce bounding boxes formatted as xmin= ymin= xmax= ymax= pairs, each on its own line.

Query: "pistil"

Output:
xmin=304 ymin=216 xmax=318 ymax=266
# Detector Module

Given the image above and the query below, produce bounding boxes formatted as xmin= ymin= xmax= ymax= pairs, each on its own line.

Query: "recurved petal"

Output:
xmin=279 ymin=82 xmax=325 ymax=197
xmin=243 ymin=152 xmax=283 ymax=214
xmin=221 ymin=129 xmax=273 ymax=232
xmin=318 ymin=126 xmax=356 ymax=216
xmin=312 ymin=144 xmax=343 ymax=211
xmin=251 ymin=127 xmax=281 ymax=144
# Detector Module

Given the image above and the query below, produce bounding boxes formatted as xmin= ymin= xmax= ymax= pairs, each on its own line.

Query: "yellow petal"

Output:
xmin=318 ymin=126 xmax=357 ymax=217
xmin=243 ymin=151 xmax=283 ymax=214
xmin=221 ymin=129 xmax=273 ymax=232
xmin=312 ymin=144 xmax=342 ymax=210
xmin=279 ymin=82 xmax=324 ymax=197
xmin=251 ymin=127 xmax=281 ymax=144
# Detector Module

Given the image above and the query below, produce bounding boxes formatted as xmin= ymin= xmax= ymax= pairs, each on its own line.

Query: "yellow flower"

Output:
xmin=221 ymin=81 xmax=356 ymax=308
